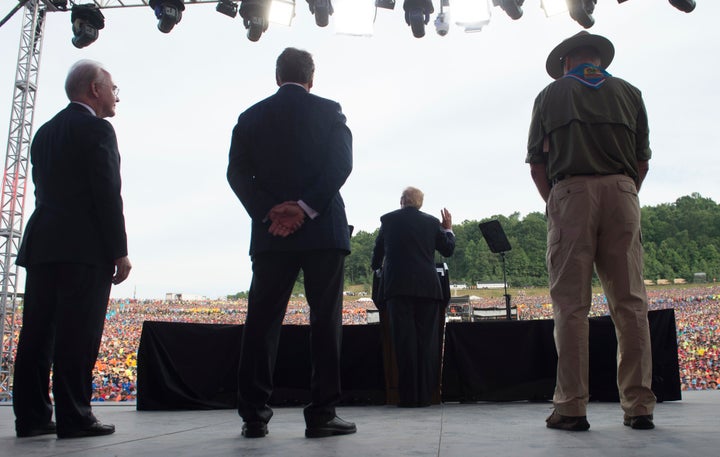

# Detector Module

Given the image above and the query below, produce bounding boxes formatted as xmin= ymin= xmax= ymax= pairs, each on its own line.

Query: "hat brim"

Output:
xmin=545 ymin=32 xmax=615 ymax=80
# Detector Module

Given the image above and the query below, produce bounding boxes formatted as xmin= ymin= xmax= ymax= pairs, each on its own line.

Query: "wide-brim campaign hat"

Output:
xmin=545 ymin=31 xmax=615 ymax=80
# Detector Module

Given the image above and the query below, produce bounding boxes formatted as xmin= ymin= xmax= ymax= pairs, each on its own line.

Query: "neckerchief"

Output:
xmin=563 ymin=63 xmax=611 ymax=88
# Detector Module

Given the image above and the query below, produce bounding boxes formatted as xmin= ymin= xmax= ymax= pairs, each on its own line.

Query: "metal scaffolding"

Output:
xmin=0 ymin=0 xmax=45 ymax=400
xmin=0 ymin=0 xmax=217 ymax=402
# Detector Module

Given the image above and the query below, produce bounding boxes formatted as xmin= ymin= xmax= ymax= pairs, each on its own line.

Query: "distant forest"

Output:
xmin=345 ymin=193 xmax=720 ymax=288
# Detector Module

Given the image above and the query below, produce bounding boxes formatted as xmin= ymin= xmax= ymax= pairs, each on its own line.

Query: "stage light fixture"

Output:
xmin=149 ymin=0 xmax=185 ymax=33
xmin=669 ymin=0 xmax=695 ymax=12
xmin=216 ymin=0 xmax=238 ymax=17
xmin=70 ymin=4 xmax=105 ymax=49
xmin=433 ymin=0 xmax=449 ymax=36
xmin=334 ymin=0 xmax=375 ymax=36
xmin=493 ymin=0 xmax=523 ymax=20
xmin=540 ymin=0 xmax=567 ymax=17
xmin=52 ymin=0 xmax=69 ymax=10
xmin=568 ymin=0 xmax=596 ymax=29
xmin=269 ymin=0 xmax=295 ymax=26
xmin=403 ymin=0 xmax=433 ymax=38
xmin=239 ymin=0 xmax=270 ymax=41
xmin=434 ymin=11 xmax=449 ymax=36
xmin=376 ymin=0 xmax=395 ymax=9
xmin=307 ymin=0 xmax=333 ymax=27
xmin=454 ymin=0 xmax=491 ymax=33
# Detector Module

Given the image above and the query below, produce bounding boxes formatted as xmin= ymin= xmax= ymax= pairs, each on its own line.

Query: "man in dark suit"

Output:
xmin=227 ymin=47 xmax=356 ymax=439
xmin=371 ymin=187 xmax=455 ymax=407
xmin=13 ymin=60 xmax=131 ymax=439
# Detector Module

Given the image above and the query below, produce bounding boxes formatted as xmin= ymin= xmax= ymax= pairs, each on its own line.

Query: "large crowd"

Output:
xmin=4 ymin=285 xmax=718 ymax=402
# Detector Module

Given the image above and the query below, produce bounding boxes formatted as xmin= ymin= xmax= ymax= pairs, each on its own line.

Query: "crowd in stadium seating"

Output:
xmin=4 ymin=286 xmax=718 ymax=402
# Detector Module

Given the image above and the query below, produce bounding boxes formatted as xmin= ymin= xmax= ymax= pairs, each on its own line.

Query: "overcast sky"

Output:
xmin=0 ymin=0 xmax=717 ymax=299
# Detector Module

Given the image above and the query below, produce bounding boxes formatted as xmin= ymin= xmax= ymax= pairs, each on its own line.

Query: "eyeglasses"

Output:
xmin=96 ymin=81 xmax=119 ymax=97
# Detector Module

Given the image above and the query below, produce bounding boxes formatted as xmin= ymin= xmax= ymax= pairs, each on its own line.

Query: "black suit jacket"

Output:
xmin=227 ymin=84 xmax=353 ymax=256
xmin=371 ymin=207 xmax=455 ymax=301
xmin=17 ymin=103 xmax=128 ymax=267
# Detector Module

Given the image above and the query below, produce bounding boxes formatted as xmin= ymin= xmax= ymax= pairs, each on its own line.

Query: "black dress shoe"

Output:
xmin=57 ymin=421 xmax=115 ymax=439
xmin=241 ymin=421 xmax=268 ymax=438
xmin=16 ymin=421 xmax=57 ymax=438
xmin=305 ymin=416 xmax=357 ymax=438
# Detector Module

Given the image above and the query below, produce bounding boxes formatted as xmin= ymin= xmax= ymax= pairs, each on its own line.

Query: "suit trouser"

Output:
xmin=546 ymin=174 xmax=656 ymax=417
xmin=13 ymin=263 xmax=113 ymax=433
xmin=386 ymin=296 xmax=441 ymax=407
xmin=237 ymin=249 xmax=345 ymax=426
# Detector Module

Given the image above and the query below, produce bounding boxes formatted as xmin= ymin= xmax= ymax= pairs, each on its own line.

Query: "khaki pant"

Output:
xmin=546 ymin=174 xmax=656 ymax=417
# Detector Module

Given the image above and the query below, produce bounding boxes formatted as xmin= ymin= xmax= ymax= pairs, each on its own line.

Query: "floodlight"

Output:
xmin=454 ymin=0 xmax=491 ymax=33
xmin=52 ymin=0 xmax=68 ymax=10
xmin=376 ymin=0 xmax=395 ymax=9
xmin=434 ymin=11 xmax=449 ymax=36
xmin=433 ymin=0 xmax=449 ymax=36
xmin=269 ymin=0 xmax=295 ymax=26
xmin=216 ymin=0 xmax=238 ymax=17
xmin=70 ymin=4 xmax=105 ymax=49
xmin=334 ymin=0 xmax=375 ymax=36
xmin=149 ymin=0 xmax=185 ymax=33
xmin=568 ymin=0 xmax=596 ymax=29
xmin=403 ymin=0 xmax=433 ymax=38
xmin=669 ymin=0 xmax=695 ymax=12
xmin=540 ymin=0 xmax=567 ymax=17
xmin=307 ymin=0 xmax=333 ymax=27
xmin=493 ymin=0 xmax=523 ymax=20
xmin=239 ymin=0 xmax=270 ymax=41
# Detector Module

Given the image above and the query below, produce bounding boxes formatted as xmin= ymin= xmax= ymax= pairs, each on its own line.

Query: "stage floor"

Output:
xmin=1 ymin=391 xmax=717 ymax=457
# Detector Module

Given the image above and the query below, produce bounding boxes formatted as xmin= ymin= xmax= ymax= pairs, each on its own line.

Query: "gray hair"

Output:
xmin=65 ymin=59 xmax=107 ymax=100
xmin=401 ymin=187 xmax=424 ymax=209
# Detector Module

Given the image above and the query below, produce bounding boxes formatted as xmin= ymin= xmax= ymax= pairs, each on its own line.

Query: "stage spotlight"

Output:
xmin=334 ymin=0 xmax=375 ymax=36
xmin=454 ymin=0 xmax=491 ymax=33
xmin=540 ymin=0 xmax=567 ymax=17
xmin=216 ymin=0 xmax=238 ymax=17
xmin=239 ymin=0 xmax=270 ymax=41
xmin=434 ymin=0 xmax=449 ymax=36
xmin=376 ymin=0 xmax=395 ymax=9
xmin=669 ymin=0 xmax=695 ymax=12
xmin=568 ymin=0 xmax=596 ymax=29
xmin=403 ymin=0 xmax=433 ymax=38
xmin=434 ymin=11 xmax=449 ymax=36
xmin=493 ymin=0 xmax=523 ymax=20
xmin=269 ymin=0 xmax=295 ymax=26
xmin=52 ymin=0 xmax=69 ymax=10
xmin=149 ymin=0 xmax=185 ymax=33
xmin=307 ymin=0 xmax=333 ymax=27
xmin=70 ymin=4 xmax=105 ymax=49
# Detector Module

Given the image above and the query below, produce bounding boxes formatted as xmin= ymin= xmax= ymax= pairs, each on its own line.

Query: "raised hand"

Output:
xmin=440 ymin=208 xmax=452 ymax=230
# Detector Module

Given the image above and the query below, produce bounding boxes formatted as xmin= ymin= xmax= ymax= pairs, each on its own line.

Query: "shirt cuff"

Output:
xmin=297 ymin=200 xmax=318 ymax=220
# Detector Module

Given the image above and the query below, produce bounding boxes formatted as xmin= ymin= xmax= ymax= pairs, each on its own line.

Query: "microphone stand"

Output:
xmin=501 ymin=252 xmax=512 ymax=320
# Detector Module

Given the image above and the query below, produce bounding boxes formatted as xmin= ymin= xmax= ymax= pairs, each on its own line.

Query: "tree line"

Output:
xmin=345 ymin=193 xmax=720 ymax=289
